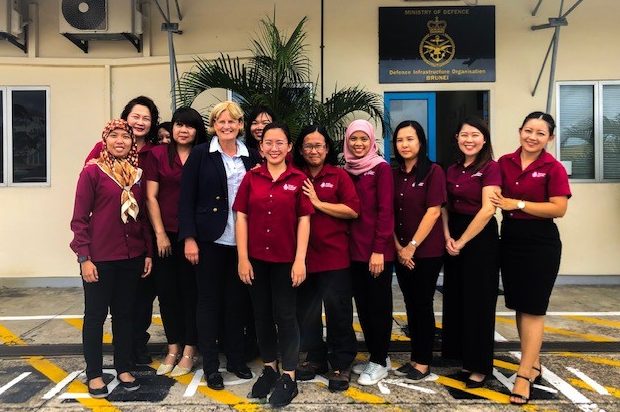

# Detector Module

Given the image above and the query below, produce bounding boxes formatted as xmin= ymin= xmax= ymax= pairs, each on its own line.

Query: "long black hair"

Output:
xmin=521 ymin=111 xmax=556 ymax=135
xmin=120 ymin=96 xmax=160 ymax=144
xmin=244 ymin=105 xmax=277 ymax=150
xmin=392 ymin=120 xmax=433 ymax=184
xmin=167 ymin=107 xmax=207 ymax=167
xmin=293 ymin=124 xmax=338 ymax=168
xmin=262 ymin=121 xmax=291 ymax=143
xmin=454 ymin=116 xmax=494 ymax=173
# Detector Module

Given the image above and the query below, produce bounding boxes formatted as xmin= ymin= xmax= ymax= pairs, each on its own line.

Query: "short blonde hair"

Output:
xmin=207 ymin=101 xmax=245 ymax=136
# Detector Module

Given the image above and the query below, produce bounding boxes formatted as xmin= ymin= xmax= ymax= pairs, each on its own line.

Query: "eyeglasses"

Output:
xmin=302 ymin=143 xmax=326 ymax=152
xmin=262 ymin=140 xmax=288 ymax=149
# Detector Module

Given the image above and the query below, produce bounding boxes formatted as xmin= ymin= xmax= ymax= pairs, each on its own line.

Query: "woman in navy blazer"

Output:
xmin=178 ymin=101 xmax=261 ymax=390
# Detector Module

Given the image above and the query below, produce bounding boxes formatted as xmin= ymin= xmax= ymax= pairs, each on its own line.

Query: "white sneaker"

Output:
xmin=357 ymin=361 xmax=389 ymax=385
xmin=353 ymin=357 xmax=390 ymax=375
xmin=352 ymin=362 xmax=368 ymax=375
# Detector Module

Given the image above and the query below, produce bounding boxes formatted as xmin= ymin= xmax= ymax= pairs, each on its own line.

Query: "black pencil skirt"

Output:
xmin=500 ymin=218 xmax=562 ymax=316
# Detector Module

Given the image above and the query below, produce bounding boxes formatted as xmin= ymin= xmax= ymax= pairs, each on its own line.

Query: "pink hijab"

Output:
xmin=343 ymin=119 xmax=387 ymax=176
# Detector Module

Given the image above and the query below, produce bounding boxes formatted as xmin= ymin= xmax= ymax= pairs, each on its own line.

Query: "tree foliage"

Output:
xmin=176 ymin=16 xmax=384 ymax=145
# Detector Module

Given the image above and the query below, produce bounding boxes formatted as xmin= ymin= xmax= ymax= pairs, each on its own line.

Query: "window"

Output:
xmin=557 ymin=81 xmax=620 ymax=181
xmin=0 ymin=87 xmax=50 ymax=186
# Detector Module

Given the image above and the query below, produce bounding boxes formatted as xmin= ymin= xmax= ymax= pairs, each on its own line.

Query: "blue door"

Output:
xmin=384 ymin=92 xmax=436 ymax=161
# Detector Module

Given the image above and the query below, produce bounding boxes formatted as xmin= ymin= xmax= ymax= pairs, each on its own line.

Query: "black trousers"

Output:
xmin=132 ymin=263 xmax=156 ymax=354
xmin=297 ymin=268 xmax=357 ymax=371
xmin=82 ymin=256 xmax=142 ymax=380
xmin=351 ymin=261 xmax=393 ymax=366
xmin=196 ymin=242 xmax=251 ymax=373
xmin=154 ymin=232 xmax=197 ymax=346
xmin=442 ymin=214 xmax=499 ymax=375
xmin=395 ymin=257 xmax=443 ymax=366
xmin=248 ymin=258 xmax=299 ymax=372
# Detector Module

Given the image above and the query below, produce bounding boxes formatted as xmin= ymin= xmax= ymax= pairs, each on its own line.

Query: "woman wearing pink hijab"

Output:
xmin=343 ymin=120 xmax=395 ymax=386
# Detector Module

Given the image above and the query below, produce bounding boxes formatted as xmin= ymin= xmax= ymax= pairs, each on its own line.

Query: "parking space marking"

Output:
xmin=0 ymin=372 xmax=31 ymax=396
xmin=435 ymin=375 xmax=510 ymax=404
xmin=557 ymin=352 xmax=620 ymax=368
xmin=0 ymin=323 xmax=26 ymax=345
xmin=64 ymin=318 xmax=113 ymax=344
xmin=566 ymin=367 xmax=610 ymax=396
xmin=564 ymin=315 xmax=620 ymax=330
xmin=570 ymin=378 xmax=620 ymax=399
xmin=495 ymin=317 xmax=617 ymax=342
xmin=150 ymin=360 xmax=261 ymax=411
xmin=352 ymin=322 xmax=409 ymax=342
xmin=42 ymin=370 xmax=82 ymax=399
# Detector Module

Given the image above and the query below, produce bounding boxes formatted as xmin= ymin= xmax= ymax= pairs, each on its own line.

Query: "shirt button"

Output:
xmin=462 ymin=170 xmax=465 ymax=174
xmin=404 ymin=178 xmax=407 ymax=181
xmin=399 ymin=223 xmax=403 ymax=226
xmin=268 ymin=211 xmax=271 ymax=215
xmin=125 ymin=234 xmax=129 ymax=238
xmin=510 ymin=213 xmax=514 ymax=217
xmin=216 ymin=196 xmax=220 ymax=200
xmin=266 ymin=246 xmax=270 ymax=250
xmin=455 ymin=184 xmax=459 ymax=188
xmin=399 ymin=208 xmax=402 ymax=211
xmin=266 ymin=229 xmax=270 ymax=233
xmin=269 ymin=194 xmax=273 ymax=198
xmin=516 ymin=182 xmax=519 ymax=185
xmin=213 ymin=208 xmax=218 ymax=212
xmin=400 ymin=193 xmax=403 ymax=196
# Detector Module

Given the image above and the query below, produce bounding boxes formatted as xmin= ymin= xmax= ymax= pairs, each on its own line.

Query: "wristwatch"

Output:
xmin=409 ymin=239 xmax=418 ymax=247
xmin=77 ymin=255 xmax=90 ymax=263
xmin=517 ymin=200 xmax=526 ymax=210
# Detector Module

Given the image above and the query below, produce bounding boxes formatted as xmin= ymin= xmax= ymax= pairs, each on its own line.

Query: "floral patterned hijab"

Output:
xmin=97 ymin=119 xmax=141 ymax=223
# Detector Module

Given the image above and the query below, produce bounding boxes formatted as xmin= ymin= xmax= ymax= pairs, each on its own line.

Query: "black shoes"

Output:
xmin=269 ymin=373 xmax=298 ymax=407
xmin=394 ymin=362 xmax=416 ymax=377
xmin=88 ymin=384 xmax=109 ymax=398
xmin=465 ymin=375 xmax=487 ymax=389
xmin=206 ymin=372 xmax=225 ymax=390
xmin=295 ymin=360 xmax=328 ymax=381
xmin=250 ymin=365 xmax=280 ymax=399
xmin=327 ymin=369 xmax=351 ymax=392
xmin=119 ymin=378 xmax=140 ymax=391
xmin=532 ymin=365 xmax=543 ymax=384
xmin=510 ymin=374 xmax=532 ymax=405
xmin=405 ymin=367 xmax=431 ymax=382
xmin=227 ymin=364 xmax=253 ymax=380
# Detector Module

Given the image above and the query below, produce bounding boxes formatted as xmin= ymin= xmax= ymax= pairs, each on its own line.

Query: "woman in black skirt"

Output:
xmin=441 ymin=117 xmax=501 ymax=388
xmin=490 ymin=112 xmax=571 ymax=405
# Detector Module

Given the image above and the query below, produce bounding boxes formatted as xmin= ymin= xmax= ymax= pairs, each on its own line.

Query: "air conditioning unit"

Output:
xmin=0 ymin=0 xmax=24 ymax=37
xmin=59 ymin=0 xmax=142 ymax=35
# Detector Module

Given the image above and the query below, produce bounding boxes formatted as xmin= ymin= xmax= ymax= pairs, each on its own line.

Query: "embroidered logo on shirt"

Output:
xmin=283 ymin=183 xmax=297 ymax=191
xmin=472 ymin=172 xmax=483 ymax=177
xmin=363 ymin=170 xmax=375 ymax=176
xmin=531 ymin=171 xmax=546 ymax=178
xmin=320 ymin=182 xmax=334 ymax=188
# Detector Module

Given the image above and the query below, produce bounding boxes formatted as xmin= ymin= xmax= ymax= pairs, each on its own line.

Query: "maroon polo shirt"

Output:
xmin=446 ymin=160 xmax=502 ymax=215
xmin=348 ymin=162 xmax=395 ymax=263
xmin=85 ymin=141 xmax=155 ymax=167
xmin=498 ymin=148 xmax=572 ymax=220
xmin=233 ymin=163 xmax=314 ymax=263
xmin=394 ymin=163 xmax=446 ymax=259
xmin=70 ymin=164 xmax=153 ymax=262
xmin=143 ymin=145 xmax=183 ymax=233
xmin=303 ymin=164 xmax=360 ymax=273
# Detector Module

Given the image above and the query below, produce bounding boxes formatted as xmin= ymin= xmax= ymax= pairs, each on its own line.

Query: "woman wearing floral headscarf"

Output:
xmin=70 ymin=119 xmax=153 ymax=398
xmin=343 ymin=119 xmax=395 ymax=386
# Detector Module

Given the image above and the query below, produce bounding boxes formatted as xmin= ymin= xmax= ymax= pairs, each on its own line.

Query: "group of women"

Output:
xmin=70 ymin=95 xmax=570 ymax=407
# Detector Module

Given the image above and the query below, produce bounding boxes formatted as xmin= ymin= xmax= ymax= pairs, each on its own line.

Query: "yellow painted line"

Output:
xmin=564 ymin=315 xmax=620 ymax=330
xmin=570 ymin=378 xmax=620 ymax=398
xmin=393 ymin=314 xmax=442 ymax=329
xmin=493 ymin=358 xmax=519 ymax=372
xmin=0 ymin=324 xmax=119 ymax=411
xmin=151 ymin=316 xmax=163 ymax=326
xmin=495 ymin=316 xmax=617 ymax=342
xmin=344 ymin=386 xmax=392 ymax=405
xmin=29 ymin=356 xmax=121 ymax=411
xmin=0 ymin=323 xmax=26 ymax=345
xmin=556 ymin=352 xmax=620 ymax=368
xmin=435 ymin=374 xmax=511 ymax=404
xmin=64 ymin=318 xmax=113 ymax=344
xmin=151 ymin=361 xmax=261 ymax=411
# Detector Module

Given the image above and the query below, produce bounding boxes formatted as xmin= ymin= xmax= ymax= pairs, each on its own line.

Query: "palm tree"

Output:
xmin=176 ymin=16 xmax=384 ymax=148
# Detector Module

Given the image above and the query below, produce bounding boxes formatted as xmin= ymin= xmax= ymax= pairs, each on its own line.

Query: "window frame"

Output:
xmin=1 ymin=86 xmax=51 ymax=187
xmin=556 ymin=80 xmax=620 ymax=183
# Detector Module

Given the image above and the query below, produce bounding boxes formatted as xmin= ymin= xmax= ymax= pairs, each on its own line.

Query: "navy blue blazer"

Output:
xmin=177 ymin=140 xmax=261 ymax=243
